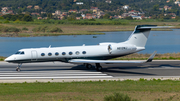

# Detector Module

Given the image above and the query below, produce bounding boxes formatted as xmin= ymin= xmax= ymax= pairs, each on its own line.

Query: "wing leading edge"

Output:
xmin=69 ymin=51 xmax=157 ymax=64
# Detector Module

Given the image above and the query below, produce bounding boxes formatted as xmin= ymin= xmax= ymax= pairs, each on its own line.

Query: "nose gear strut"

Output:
xmin=16 ymin=63 xmax=22 ymax=72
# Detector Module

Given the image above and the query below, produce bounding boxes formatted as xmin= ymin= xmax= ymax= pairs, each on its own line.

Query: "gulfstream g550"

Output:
xmin=5 ymin=25 xmax=171 ymax=71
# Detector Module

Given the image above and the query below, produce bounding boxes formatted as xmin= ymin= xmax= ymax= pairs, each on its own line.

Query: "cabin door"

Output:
xmin=108 ymin=44 xmax=112 ymax=54
xmin=31 ymin=50 xmax=38 ymax=61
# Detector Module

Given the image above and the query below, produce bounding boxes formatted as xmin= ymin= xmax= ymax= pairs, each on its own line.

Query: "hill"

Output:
xmin=0 ymin=0 xmax=180 ymax=20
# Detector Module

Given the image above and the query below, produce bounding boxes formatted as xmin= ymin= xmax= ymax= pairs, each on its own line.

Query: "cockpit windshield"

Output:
xmin=15 ymin=51 xmax=25 ymax=55
xmin=15 ymin=51 xmax=21 ymax=54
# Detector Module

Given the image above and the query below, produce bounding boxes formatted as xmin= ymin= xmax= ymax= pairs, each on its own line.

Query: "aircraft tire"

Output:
xmin=16 ymin=68 xmax=21 ymax=72
xmin=86 ymin=64 xmax=92 ymax=69
xmin=18 ymin=68 xmax=21 ymax=72
xmin=96 ymin=66 xmax=102 ymax=71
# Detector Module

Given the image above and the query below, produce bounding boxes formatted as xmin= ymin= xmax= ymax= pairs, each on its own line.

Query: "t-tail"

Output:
xmin=125 ymin=25 xmax=172 ymax=48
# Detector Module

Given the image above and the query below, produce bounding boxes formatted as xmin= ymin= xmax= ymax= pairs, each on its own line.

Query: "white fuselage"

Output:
xmin=5 ymin=42 xmax=144 ymax=63
xmin=4 ymin=25 xmax=172 ymax=72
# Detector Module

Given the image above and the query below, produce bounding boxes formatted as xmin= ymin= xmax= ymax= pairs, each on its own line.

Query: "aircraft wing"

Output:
xmin=69 ymin=51 xmax=157 ymax=64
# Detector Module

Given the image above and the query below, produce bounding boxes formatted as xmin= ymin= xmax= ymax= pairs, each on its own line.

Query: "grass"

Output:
xmin=0 ymin=24 xmax=118 ymax=37
xmin=1 ymin=79 xmax=180 ymax=100
xmin=0 ymin=56 xmax=5 ymax=61
xmin=104 ymin=93 xmax=136 ymax=101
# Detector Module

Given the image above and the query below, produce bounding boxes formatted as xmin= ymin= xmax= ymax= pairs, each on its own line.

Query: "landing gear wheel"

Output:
xmin=16 ymin=67 xmax=21 ymax=72
xmin=86 ymin=64 xmax=92 ymax=69
xmin=95 ymin=63 xmax=102 ymax=71
xmin=16 ymin=63 xmax=22 ymax=72
xmin=84 ymin=63 xmax=92 ymax=69
xmin=96 ymin=66 xmax=102 ymax=71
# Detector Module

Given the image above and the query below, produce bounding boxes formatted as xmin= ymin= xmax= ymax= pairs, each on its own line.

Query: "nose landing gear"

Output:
xmin=16 ymin=63 xmax=22 ymax=72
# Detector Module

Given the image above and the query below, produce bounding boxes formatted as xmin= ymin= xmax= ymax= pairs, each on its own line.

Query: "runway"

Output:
xmin=0 ymin=60 xmax=180 ymax=83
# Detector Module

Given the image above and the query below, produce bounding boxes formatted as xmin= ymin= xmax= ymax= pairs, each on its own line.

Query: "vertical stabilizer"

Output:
xmin=125 ymin=25 xmax=157 ymax=47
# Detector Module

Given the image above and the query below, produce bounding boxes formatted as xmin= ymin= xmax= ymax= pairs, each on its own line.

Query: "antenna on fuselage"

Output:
xmin=49 ymin=45 xmax=51 ymax=48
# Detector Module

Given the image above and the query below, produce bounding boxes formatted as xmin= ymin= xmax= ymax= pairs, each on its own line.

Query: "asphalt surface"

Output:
xmin=0 ymin=60 xmax=180 ymax=82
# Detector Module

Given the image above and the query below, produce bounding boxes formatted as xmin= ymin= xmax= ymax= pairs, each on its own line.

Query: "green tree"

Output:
xmin=0 ymin=17 xmax=4 ymax=20
xmin=158 ymin=14 xmax=164 ymax=19
xmin=153 ymin=4 xmax=159 ymax=11
xmin=151 ymin=15 xmax=157 ymax=19
xmin=175 ymin=16 xmax=180 ymax=21
xmin=18 ymin=14 xmax=25 ymax=21
xmin=47 ymin=13 xmax=53 ymax=19
xmin=104 ymin=93 xmax=133 ymax=101
xmin=62 ymin=16 xmax=67 ymax=20
xmin=163 ymin=15 xmax=171 ymax=20
xmin=125 ymin=16 xmax=133 ymax=20
xmin=4 ymin=20 xmax=9 ymax=23
xmin=10 ymin=16 xmax=17 ymax=21
xmin=23 ymin=15 xmax=33 ymax=22
xmin=41 ymin=13 xmax=47 ymax=18
xmin=67 ymin=14 xmax=76 ymax=21
xmin=99 ymin=15 xmax=103 ymax=19
xmin=119 ymin=10 xmax=124 ymax=15
xmin=22 ymin=27 xmax=29 ymax=31
xmin=103 ymin=14 xmax=110 ymax=19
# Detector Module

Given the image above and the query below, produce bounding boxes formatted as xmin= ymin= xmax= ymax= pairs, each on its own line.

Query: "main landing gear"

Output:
xmin=95 ymin=63 xmax=102 ymax=71
xmin=84 ymin=63 xmax=93 ymax=69
xmin=84 ymin=63 xmax=102 ymax=71
xmin=16 ymin=63 xmax=22 ymax=72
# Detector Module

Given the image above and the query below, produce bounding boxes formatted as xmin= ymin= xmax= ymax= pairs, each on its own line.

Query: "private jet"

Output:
xmin=5 ymin=25 xmax=171 ymax=71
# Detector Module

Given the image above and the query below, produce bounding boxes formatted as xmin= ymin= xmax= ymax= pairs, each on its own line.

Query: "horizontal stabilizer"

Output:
xmin=69 ymin=51 xmax=157 ymax=64
xmin=137 ymin=26 xmax=173 ymax=29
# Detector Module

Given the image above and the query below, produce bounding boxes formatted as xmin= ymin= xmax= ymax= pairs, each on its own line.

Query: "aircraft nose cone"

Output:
xmin=4 ymin=57 xmax=10 ymax=62
xmin=5 ymin=56 xmax=14 ymax=62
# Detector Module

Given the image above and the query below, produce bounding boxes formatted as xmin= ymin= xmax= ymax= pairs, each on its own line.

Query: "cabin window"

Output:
xmin=55 ymin=52 xmax=59 ymax=56
xmin=48 ymin=53 xmax=52 ymax=56
xmin=82 ymin=51 xmax=86 ymax=54
xmin=76 ymin=51 xmax=80 ymax=55
xmin=69 ymin=52 xmax=73 ymax=55
xmin=41 ymin=53 xmax=45 ymax=56
xmin=62 ymin=52 xmax=66 ymax=55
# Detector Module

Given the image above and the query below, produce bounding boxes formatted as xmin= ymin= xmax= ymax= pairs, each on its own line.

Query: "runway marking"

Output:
xmin=0 ymin=72 xmax=103 ymax=74
xmin=138 ymin=65 xmax=158 ymax=67
xmin=0 ymin=71 xmax=113 ymax=79
xmin=0 ymin=76 xmax=113 ymax=79
xmin=0 ymin=71 xmax=102 ymax=73
xmin=148 ymin=67 xmax=180 ymax=69
xmin=0 ymin=74 xmax=108 ymax=76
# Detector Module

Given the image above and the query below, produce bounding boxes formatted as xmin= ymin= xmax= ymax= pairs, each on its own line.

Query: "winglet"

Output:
xmin=146 ymin=51 xmax=157 ymax=62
